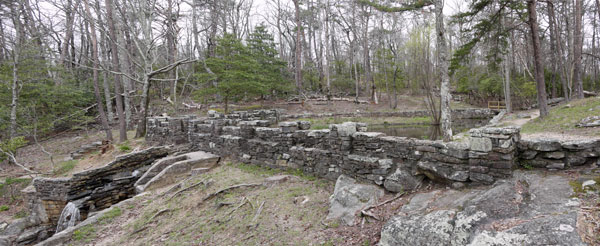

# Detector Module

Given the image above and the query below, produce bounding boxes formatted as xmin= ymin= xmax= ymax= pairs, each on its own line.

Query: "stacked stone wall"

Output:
xmin=146 ymin=109 xmax=521 ymax=192
xmin=31 ymin=147 xmax=169 ymax=226
xmin=518 ymin=139 xmax=600 ymax=170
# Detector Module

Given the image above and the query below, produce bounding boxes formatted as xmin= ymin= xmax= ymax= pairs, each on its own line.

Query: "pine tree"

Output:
xmin=246 ymin=24 xmax=291 ymax=96
xmin=196 ymin=34 xmax=267 ymax=113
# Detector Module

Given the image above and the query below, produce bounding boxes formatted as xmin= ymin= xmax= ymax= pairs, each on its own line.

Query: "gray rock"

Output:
xmin=1 ymin=218 xmax=28 ymax=237
xmin=582 ymin=180 xmax=596 ymax=189
xmin=530 ymin=140 xmax=561 ymax=152
xmin=379 ymin=171 xmax=585 ymax=246
xmin=417 ymin=161 xmax=469 ymax=182
xmin=520 ymin=150 xmax=538 ymax=160
xmin=384 ymin=168 xmax=424 ymax=192
xmin=297 ymin=121 xmax=311 ymax=130
xmin=543 ymin=151 xmax=565 ymax=159
xmin=546 ymin=162 xmax=565 ymax=169
xmin=469 ymin=137 xmax=492 ymax=152
xmin=565 ymin=155 xmax=587 ymax=166
xmin=327 ymin=175 xmax=384 ymax=226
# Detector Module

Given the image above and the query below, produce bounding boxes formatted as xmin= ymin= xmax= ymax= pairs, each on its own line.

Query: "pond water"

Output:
xmin=368 ymin=118 xmax=489 ymax=140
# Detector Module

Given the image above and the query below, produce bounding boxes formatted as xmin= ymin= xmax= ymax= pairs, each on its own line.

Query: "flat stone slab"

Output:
xmin=136 ymin=151 xmax=220 ymax=192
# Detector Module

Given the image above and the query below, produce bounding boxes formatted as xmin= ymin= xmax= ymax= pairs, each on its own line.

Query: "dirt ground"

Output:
xmin=61 ymin=163 xmax=425 ymax=246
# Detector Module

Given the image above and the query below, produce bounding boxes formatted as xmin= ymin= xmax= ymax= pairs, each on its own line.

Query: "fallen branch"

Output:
xmin=360 ymin=210 xmax=380 ymax=221
xmin=201 ymin=183 xmax=262 ymax=202
xmin=362 ymin=192 xmax=405 ymax=212
xmin=248 ymin=201 xmax=265 ymax=229
xmin=167 ymin=179 xmax=211 ymax=202
xmin=226 ymin=197 xmax=248 ymax=217
xmin=131 ymin=225 xmax=148 ymax=235
xmin=0 ymin=146 xmax=37 ymax=174
xmin=149 ymin=208 xmax=172 ymax=222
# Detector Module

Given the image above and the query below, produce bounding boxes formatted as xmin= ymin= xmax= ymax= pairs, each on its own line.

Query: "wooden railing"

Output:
xmin=488 ymin=101 xmax=506 ymax=110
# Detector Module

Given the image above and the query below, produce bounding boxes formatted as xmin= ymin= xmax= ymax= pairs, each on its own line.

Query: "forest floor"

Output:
xmin=61 ymin=162 xmax=419 ymax=246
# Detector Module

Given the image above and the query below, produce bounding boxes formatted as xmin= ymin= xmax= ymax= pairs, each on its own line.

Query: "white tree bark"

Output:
xmin=435 ymin=0 xmax=452 ymax=142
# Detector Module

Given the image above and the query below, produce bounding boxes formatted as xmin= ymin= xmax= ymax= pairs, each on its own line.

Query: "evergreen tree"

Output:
xmin=246 ymin=24 xmax=291 ymax=96
xmin=196 ymin=34 xmax=267 ymax=113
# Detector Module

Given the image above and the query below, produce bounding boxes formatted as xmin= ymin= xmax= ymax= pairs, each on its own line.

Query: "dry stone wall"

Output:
xmin=31 ymin=147 xmax=169 ymax=227
xmin=518 ymin=139 xmax=600 ymax=170
xmin=146 ymin=110 xmax=525 ymax=192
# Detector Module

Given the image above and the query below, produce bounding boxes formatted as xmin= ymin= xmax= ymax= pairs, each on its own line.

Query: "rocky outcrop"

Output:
xmin=326 ymin=175 xmax=384 ymax=226
xmin=379 ymin=170 xmax=585 ymax=246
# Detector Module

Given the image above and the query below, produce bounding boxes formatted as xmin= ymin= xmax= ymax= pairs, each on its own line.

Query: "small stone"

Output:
xmin=543 ymin=151 xmax=565 ymax=159
xmin=582 ymin=180 xmax=596 ymax=189
xmin=263 ymin=175 xmax=292 ymax=186
xmin=558 ymin=224 xmax=574 ymax=232
xmin=546 ymin=162 xmax=565 ymax=170
xmin=521 ymin=150 xmax=537 ymax=160
xmin=452 ymin=182 xmax=465 ymax=189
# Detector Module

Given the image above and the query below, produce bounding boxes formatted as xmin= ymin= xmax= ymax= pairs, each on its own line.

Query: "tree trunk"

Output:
xmin=9 ymin=5 xmax=21 ymax=139
xmin=548 ymin=0 xmax=570 ymax=100
xmin=362 ymin=6 xmax=376 ymax=104
xmin=105 ymin=0 xmax=127 ymax=142
xmin=527 ymin=0 xmax=549 ymax=117
xmin=435 ymin=0 xmax=452 ymax=142
xmin=573 ymin=0 xmax=584 ymax=99
xmin=135 ymin=75 xmax=151 ymax=138
xmin=83 ymin=0 xmax=112 ymax=141
xmin=324 ymin=0 xmax=331 ymax=96
xmin=548 ymin=1 xmax=559 ymax=99
xmin=293 ymin=0 xmax=303 ymax=93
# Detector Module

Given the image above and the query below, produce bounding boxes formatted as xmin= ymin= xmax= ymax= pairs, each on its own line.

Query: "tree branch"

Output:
xmin=357 ymin=0 xmax=433 ymax=13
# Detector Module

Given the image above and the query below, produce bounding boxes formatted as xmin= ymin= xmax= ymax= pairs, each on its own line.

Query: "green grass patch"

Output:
xmin=72 ymin=225 xmax=96 ymax=242
xmin=0 ymin=205 xmax=9 ymax=211
xmin=98 ymin=207 xmax=122 ymax=224
xmin=231 ymin=162 xmax=279 ymax=176
xmin=54 ymin=160 xmax=78 ymax=176
xmin=569 ymin=180 xmax=584 ymax=194
xmin=13 ymin=211 xmax=27 ymax=219
xmin=117 ymin=142 xmax=132 ymax=152
xmin=522 ymin=97 xmax=600 ymax=134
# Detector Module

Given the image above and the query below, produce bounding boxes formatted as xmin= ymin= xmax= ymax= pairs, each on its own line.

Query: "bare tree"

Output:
xmin=105 ymin=0 xmax=127 ymax=141
xmin=573 ymin=0 xmax=584 ymax=99
xmin=527 ymin=0 xmax=549 ymax=117
xmin=293 ymin=0 xmax=303 ymax=93
xmin=82 ymin=0 xmax=112 ymax=141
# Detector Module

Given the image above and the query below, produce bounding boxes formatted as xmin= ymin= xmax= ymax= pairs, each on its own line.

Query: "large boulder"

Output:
xmin=379 ymin=170 xmax=585 ymax=246
xmin=327 ymin=175 xmax=384 ymax=226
